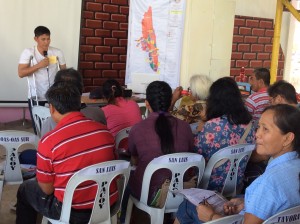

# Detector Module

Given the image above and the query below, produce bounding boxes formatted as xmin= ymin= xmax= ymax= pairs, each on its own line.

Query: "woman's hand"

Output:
xmin=196 ymin=200 xmax=215 ymax=222
xmin=223 ymin=198 xmax=244 ymax=215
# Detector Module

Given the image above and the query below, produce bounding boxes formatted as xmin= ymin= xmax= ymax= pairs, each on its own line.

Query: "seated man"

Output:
xmin=16 ymin=83 xmax=116 ymax=224
xmin=245 ymin=67 xmax=270 ymax=121
xmin=268 ymin=80 xmax=298 ymax=107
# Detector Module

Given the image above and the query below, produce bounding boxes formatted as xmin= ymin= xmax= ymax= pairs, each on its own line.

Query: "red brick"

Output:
xmin=119 ymin=23 xmax=128 ymax=30
xmin=230 ymin=68 xmax=240 ymax=76
xmin=112 ymin=30 xmax=127 ymax=38
xmin=265 ymin=44 xmax=273 ymax=52
xmin=80 ymin=45 xmax=94 ymax=53
xmin=244 ymin=36 xmax=258 ymax=43
xmin=278 ymin=60 xmax=285 ymax=68
xmin=252 ymin=28 xmax=265 ymax=36
xmin=260 ymin=20 xmax=273 ymax=29
xmin=230 ymin=60 xmax=235 ymax=68
xmin=119 ymin=39 xmax=128 ymax=46
xmin=238 ymin=44 xmax=250 ymax=52
xmin=263 ymin=61 xmax=271 ymax=68
xmin=86 ymin=19 xmax=103 ymax=29
xmin=119 ymin=70 xmax=126 ymax=78
xmin=79 ymin=62 xmax=94 ymax=69
xmin=86 ymin=37 xmax=103 ymax=45
xmin=234 ymin=18 xmax=245 ymax=26
xmin=233 ymin=27 xmax=238 ymax=35
xmin=112 ymin=63 xmax=126 ymax=70
xmin=103 ymin=54 xmax=119 ymax=62
xmin=120 ymin=6 xmax=129 ymax=15
xmin=81 ymin=28 xmax=94 ymax=37
xmin=239 ymin=27 xmax=251 ymax=35
xmin=95 ymin=62 xmax=111 ymax=69
xmin=250 ymin=60 xmax=263 ymax=68
xmin=95 ymin=12 xmax=110 ymax=20
xmin=232 ymin=44 xmax=237 ymax=52
xmin=95 ymin=46 xmax=111 ymax=53
xmin=236 ymin=60 xmax=249 ymax=67
xmin=251 ymin=44 xmax=264 ymax=52
xmin=257 ymin=53 xmax=270 ymax=60
xmin=103 ymin=70 xmax=118 ymax=78
xmin=95 ymin=0 xmax=110 ymax=3
xmin=85 ymin=53 xmax=102 ymax=61
xmin=86 ymin=2 xmax=102 ymax=11
xmin=246 ymin=19 xmax=259 ymax=27
xmin=112 ymin=47 xmax=126 ymax=54
xmin=103 ymin=21 xmax=119 ymax=30
xmin=83 ymin=79 xmax=93 ymax=86
xmin=94 ymin=79 xmax=107 ymax=86
xmin=231 ymin=52 xmax=243 ymax=60
xmin=258 ymin=37 xmax=272 ymax=44
xmin=111 ymin=14 xmax=128 ymax=22
xmin=111 ymin=0 xmax=128 ymax=5
xmin=119 ymin=55 xmax=127 ymax=62
xmin=243 ymin=53 xmax=256 ymax=60
xmin=245 ymin=68 xmax=254 ymax=75
xmin=83 ymin=11 xmax=94 ymax=19
xmin=233 ymin=35 xmax=244 ymax=43
xmin=103 ymin=4 xmax=119 ymax=13
xmin=104 ymin=38 xmax=118 ymax=46
xmin=95 ymin=29 xmax=111 ymax=37
xmin=265 ymin=29 xmax=274 ymax=37
xmin=84 ymin=70 xmax=101 ymax=78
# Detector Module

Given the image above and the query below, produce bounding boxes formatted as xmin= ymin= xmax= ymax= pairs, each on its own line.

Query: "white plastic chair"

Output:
xmin=32 ymin=105 xmax=51 ymax=137
xmin=137 ymin=102 xmax=148 ymax=119
xmin=205 ymin=214 xmax=244 ymax=224
xmin=125 ymin=153 xmax=205 ymax=224
xmin=262 ymin=205 xmax=300 ymax=223
xmin=43 ymin=160 xmax=131 ymax=224
xmin=0 ymin=130 xmax=38 ymax=201
xmin=115 ymin=127 xmax=131 ymax=160
xmin=200 ymin=144 xmax=255 ymax=198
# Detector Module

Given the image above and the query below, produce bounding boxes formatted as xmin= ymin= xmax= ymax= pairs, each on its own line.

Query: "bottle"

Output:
xmin=240 ymin=67 xmax=245 ymax=82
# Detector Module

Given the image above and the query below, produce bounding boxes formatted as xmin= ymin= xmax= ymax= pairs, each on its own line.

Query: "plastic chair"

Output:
xmin=137 ymin=102 xmax=148 ymax=119
xmin=115 ymin=127 xmax=131 ymax=160
xmin=200 ymin=144 xmax=255 ymax=198
xmin=0 ymin=130 xmax=38 ymax=201
xmin=43 ymin=160 xmax=131 ymax=224
xmin=125 ymin=153 xmax=205 ymax=224
xmin=32 ymin=105 xmax=51 ymax=137
xmin=262 ymin=205 xmax=300 ymax=223
xmin=205 ymin=214 xmax=244 ymax=224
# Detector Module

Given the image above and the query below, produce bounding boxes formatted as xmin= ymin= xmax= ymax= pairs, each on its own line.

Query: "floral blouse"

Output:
xmin=194 ymin=116 xmax=256 ymax=193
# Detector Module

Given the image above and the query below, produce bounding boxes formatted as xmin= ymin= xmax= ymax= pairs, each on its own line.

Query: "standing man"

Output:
xmin=18 ymin=26 xmax=66 ymax=132
xmin=16 ymin=83 xmax=116 ymax=224
xmin=245 ymin=67 xmax=270 ymax=121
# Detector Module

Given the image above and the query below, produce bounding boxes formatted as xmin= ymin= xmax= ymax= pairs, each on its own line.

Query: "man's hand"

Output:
xmin=223 ymin=198 xmax=244 ymax=215
xmin=38 ymin=57 xmax=49 ymax=69
xmin=38 ymin=182 xmax=54 ymax=195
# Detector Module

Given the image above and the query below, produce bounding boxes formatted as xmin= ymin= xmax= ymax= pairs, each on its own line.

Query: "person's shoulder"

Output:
xmin=48 ymin=46 xmax=63 ymax=53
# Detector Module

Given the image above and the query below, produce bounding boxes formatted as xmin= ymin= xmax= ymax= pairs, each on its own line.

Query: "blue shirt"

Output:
xmin=244 ymin=151 xmax=300 ymax=220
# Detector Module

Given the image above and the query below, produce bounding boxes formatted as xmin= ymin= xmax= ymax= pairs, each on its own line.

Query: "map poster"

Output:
xmin=125 ymin=0 xmax=186 ymax=91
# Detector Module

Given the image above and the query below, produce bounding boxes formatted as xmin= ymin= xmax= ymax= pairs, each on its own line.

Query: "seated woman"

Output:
xmin=128 ymin=81 xmax=194 ymax=202
xmin=101 ymin=79 xmax=142 ymax=136
xmin=174 ymin=104 xmax=300 ymax=224
xmin=171 ymin=74 xmax=212 ymax=125
xmin=194 ymin=77 xmax=256 ymax=192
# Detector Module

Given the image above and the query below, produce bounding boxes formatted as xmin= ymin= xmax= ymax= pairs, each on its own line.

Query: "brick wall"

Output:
xmin=230 ymin=15 xmax=285 ymax=82
xmin=79 ymin=0 xmax=129 ymax=92
xmin=78 ymin=5 xmax=284 ymax=91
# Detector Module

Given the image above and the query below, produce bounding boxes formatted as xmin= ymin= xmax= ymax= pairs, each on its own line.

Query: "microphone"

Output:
xmin=43 ymin=50 xmax=50 ymax=88
xmin=43 ymin=50 xmax=48 ymax=57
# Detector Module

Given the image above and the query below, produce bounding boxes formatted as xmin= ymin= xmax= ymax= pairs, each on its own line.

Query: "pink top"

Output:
xmin=102 ymin=97 xmax=142 ymax=136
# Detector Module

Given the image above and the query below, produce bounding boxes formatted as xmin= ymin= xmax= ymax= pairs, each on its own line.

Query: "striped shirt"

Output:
xmin=36 ymin=112 xmax=117 ymax=209
xmin=245 ymin=87 xmax=270 ymax=121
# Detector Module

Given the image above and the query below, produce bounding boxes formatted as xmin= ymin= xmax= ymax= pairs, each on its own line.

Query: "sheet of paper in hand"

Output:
xmin=174 ymin=188 xmax=228 ymax=215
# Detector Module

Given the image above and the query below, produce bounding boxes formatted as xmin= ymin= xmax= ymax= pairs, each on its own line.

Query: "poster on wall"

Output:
xmin=125 ymin=0 xmax=186 ymax=93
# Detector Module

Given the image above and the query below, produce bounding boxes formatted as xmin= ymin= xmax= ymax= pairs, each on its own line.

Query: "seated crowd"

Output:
xmin=13 ymin=68 xmax=300 ymax=224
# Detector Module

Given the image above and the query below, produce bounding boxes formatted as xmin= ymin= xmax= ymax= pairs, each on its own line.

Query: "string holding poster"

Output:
xmin=126 ymin=0 xmax=186 ymax=93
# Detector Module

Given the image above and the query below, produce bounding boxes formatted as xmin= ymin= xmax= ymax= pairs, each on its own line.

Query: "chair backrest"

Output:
xmin=140 ymin=153 xmax=205 ymax=213
xmin=262 ymin=205 xmax=300 ymax=224
xmin=58 ymin=160 xmax=131 ymax=224
xmin=115 ymin=127 xmax=131 ymax=150
xmin=137 ymin=102 xmax=148 ymax=119
xmin=205 ymin=214 xmax=244 ymax=224
xmin=32 ymin=105 xmax=51 ymax=137
xmin=200 ymin=143 xmax=255 ymax=197
xmin=0 ymin=130 xmax=38 ymax=184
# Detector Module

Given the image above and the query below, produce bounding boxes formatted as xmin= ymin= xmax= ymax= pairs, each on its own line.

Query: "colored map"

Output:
xmin=136 ymin=6 xmax=159 ymax=72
